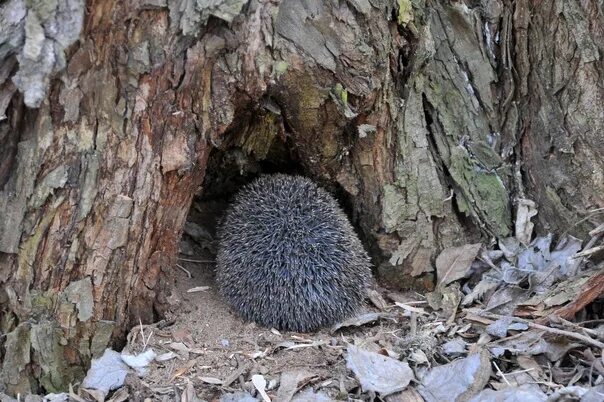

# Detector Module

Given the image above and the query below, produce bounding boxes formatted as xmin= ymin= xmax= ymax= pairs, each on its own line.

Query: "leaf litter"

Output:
xmin=25 ymin=199 xmax=604 ymax=402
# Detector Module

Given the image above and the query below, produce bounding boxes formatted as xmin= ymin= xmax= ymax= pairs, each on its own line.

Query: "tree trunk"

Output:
xmin=0 ymin=0 xmax=602 ymax=394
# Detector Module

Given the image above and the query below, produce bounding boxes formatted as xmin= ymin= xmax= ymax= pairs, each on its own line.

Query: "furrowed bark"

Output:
xmin=0 ymin=0 xmax=601 ymax=394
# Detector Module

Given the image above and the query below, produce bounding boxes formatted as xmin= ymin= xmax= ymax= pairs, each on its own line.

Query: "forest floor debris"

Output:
xmin=17 ymin=209 xmax=604 ymax=402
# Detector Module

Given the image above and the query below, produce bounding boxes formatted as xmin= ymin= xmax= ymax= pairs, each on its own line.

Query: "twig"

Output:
xmin=506 ymin=368 xmax=535 ymax=376
xmin=477 ymin=256 xmax=502 ymax=274
xmin=550 ymin=316 xmax=601 ymax=339
xmin=139 ymin=319 xmax=146 ymax=349
xmin=493 ymin=361 xmax=511 ymax=386
xmin=139 ymin=318 xmax=153 ymax=350
xmin=475 ymin=310 xmax=604 ymax=349
xmin=176 ymin=264 xmax=192 ymax=278
xmin=589 ymin=222 xmax=604 ymax=237
xmin=577 ymin=319 xmax=604 ymax=327
xmin=561 ymin=207 xmax=604 ymax=239
xmin=178 ymin=257 xmax=215 ymax=263
xmin=571 ymin=245 xmax=604 ymax=259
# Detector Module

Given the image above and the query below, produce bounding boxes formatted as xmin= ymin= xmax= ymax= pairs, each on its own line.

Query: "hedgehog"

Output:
xmin=216 ymin=174 xmax=371 ymax=332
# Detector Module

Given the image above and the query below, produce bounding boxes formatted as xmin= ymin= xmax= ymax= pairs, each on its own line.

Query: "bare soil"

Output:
xmin=124 ymin=238 xmax=403 ymax=401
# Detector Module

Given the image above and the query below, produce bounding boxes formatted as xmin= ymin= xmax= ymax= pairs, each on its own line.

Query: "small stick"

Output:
xmin=493 ymin=361 xmax=511 ymax=386
xmin=571 ymin=245 xmax=604 ymax=259
xmin=551 ymin=316 xmax=601 ymax=339
xmin=177 ymin=257 xmax=215 ymax=263
xmin=474 ymin=310 xmax=604 ymax=349
xmin=176 ymin=264 xmax=192 ymax=278
xmin=506 ymin=368 xmax=535 ymax=376
xmin=589 ymin=222 xmax=604 ymax=237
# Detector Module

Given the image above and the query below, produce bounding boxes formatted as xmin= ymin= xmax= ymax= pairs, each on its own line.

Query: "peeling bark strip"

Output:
xmin=0 ymin=0 xmax=602 ymax=393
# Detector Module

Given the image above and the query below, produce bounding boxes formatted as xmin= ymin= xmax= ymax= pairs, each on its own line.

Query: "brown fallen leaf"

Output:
xmin=394 ymin=302 xmax=428 ymax=315
xmin=417 ymin=350 xmax=491 ymax=402
xmin=186 ymin=286 xmax=210 ymax=293
xmin=385 ymin=387 xmax=425 ymax=402
xmin=540 ymin=269 xmax=604 ymax=323
xmin=252 ymin=374 xmax=271 ymax=402
xmin=107 ymin=388 xmax=129 ymax=402
xmin=515 ymin=198 xmax=538 ymax=246
xmin=436 ymin=243 xmax=482 ymax=287
xmin=170 ymin=359 xmax=197 ymax=381
xmin=222 ymin=363 xmax=250 ymax=387
xmin=276 ymin=370 xmax=316 ymax=402
xmin=181 ymin=381 xmax=204 ymax=402
xmin=367 ymin=288 xmax=389 ymax=310
xmin=331 ymin=312 xmax=397 ymax=333
xmin=199 ymin=376 xmax=223 ymax=385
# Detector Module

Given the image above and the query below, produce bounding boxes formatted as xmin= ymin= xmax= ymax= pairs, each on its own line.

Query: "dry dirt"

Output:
xmin=114 ymin=199 xmax=604 ymax=402
xmin=124 ymin=250 xmax=411 ymax=402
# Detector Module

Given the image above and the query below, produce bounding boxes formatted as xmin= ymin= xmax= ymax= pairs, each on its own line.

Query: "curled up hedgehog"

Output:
xmin=216 ymin=174 xmax=371 ymax=332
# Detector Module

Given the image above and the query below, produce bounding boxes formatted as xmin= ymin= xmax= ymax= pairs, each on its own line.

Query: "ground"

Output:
xmin=70 ymin=197 xmax=604 ymax=402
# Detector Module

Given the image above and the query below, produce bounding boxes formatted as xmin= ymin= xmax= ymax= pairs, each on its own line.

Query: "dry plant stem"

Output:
xmin=477 ymin=256 xmax=502 ymax=274
xmin=493 ymin=361 xmax=511 ymax=386
xmin=588 ymin=222 xmax=604 ymax=236
xmin=506 ymin=368 xmax=535 ymax=376
xmin=477 ymin=311 xmax=604 ymax=349
xmin=553 ymin=317 xmax=601 ymax=339
xmin=572 ymin=245 xmax=604 ymax=259
xmin=578 ymin=319 xmax=604 ymax=326
xmin=177 ymin=257 xmax=216 ymax=263
xmin=565 ymin=208 xmax=604 ymax=236
xmin=176 ymin=263 xmax=192 ymax=278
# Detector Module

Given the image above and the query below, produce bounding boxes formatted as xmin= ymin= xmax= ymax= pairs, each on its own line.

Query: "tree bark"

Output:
xmin=0 ymin=0 xmax=602 ymax=394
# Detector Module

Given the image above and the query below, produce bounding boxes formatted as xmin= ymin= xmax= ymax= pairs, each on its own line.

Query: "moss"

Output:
xmin=397 ymin=0 xmax=414 ymax=26
xmin=333 ymin=83 xmax=348 ymax=105
xmin=449 ymin=148 xmax=511 ymax=237
xmin=241 ymin=113 xmax=279 ymax=160
xmin=272 ymin=61 xmax=288 ymax=78
xmin=382 ymin=184 xmax=408 ymax=233
xmin=18 ymin=203 xmax=59 ymax=288
xmin=30 ymin=322 xmax=81 ymax=393
xmin=320 ymin=132 xmax=339 ymax=159
xmin=1 ymin=324 xmax=32 ymax=395
xmin=31 ymin=291 xmax=57 ymax=319
xmin=90 ymin=321 xmax=115 ymax=358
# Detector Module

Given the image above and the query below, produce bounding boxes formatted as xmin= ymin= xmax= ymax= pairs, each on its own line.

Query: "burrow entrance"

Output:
xmin=154 ymin=118 xmax=377 ymax=385
xmin=179 ymin=115 xmax=370 ymax=284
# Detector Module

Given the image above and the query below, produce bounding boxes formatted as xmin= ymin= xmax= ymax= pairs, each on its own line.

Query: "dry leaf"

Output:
xmin=199 ymin=376 xmax=223 ymax=385
xmin=81 ymin=388 xmax=105 ymax=402
xmin=170 ymin=360 xmax=197 ymax=381
xmin=187 ymin=286 xmax=210 ymax=293
xmin=222 ymin=363 xmax=250 ymax=387
xmin=394 ymin=302 xmax=428 ymax=315
xmin=107 ymin=388 xmax=129 ymax=402
xmin=384 ymin=388 xmax=425 ymax=402
xmin=367 ymin=288 xmax=388 ymax=310
xmin=155 ymin=352 xmax=178 ymax=362
xmin=169 ymin=342 xmax=191 ymax=353
xmin=468 ymin=385 xmax=546 ymax=402
xmin=417 ymin=350 xmax=491 ymax=402
xmin=346 ymin=345 xmax=415 ymax=396
xmin=252 ymin=374 xmax=271 ymax=402
xmin=276 ymin=370 xmax=315 ymax=402
xmin=436 ymin=243 xmax=482 ymax=287
xmin=331 ymin=312 xmax=397 ymax=332
xmin=515 ymin=198 xmax=538 ymax=246
xmin=181 ymin=381 xmax=204 ymax=402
